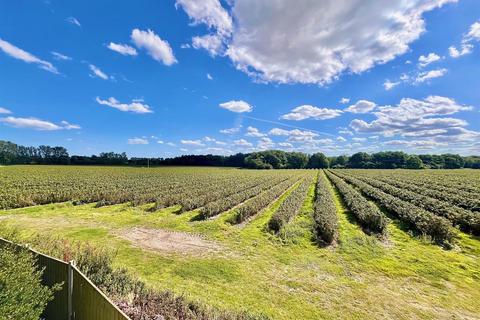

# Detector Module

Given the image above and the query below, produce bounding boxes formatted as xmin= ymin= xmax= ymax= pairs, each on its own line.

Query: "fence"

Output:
xmin=0 ymin=237 xmax=130 ymax=320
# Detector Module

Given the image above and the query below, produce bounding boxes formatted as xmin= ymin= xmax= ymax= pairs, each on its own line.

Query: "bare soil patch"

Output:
xmin=118 ymin=227 xmax=222 ymax=256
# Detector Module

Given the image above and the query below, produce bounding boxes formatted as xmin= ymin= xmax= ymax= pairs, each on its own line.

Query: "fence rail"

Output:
xmin=0 ymin=237 xmax=130 ymax=320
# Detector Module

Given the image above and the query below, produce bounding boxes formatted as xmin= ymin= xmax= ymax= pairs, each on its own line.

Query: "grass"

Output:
xmin=0 ymin=174 xmax=479 ymax=319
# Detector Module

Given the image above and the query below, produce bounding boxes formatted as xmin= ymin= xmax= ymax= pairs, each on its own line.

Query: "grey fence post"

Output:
xmin=68 ymin=260 xmax=75 ymax=320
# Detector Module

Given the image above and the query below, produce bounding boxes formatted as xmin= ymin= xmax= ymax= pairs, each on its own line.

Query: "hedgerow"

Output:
xmin=268 ymin=177 xmax=312 ymax=233
xmin=325 ymin=171 xmax=387 ymax=235
xmin=330 ymin=170 xmax=455 ymax=244
xmin=312 ymin=171 xmax=338 ymax=244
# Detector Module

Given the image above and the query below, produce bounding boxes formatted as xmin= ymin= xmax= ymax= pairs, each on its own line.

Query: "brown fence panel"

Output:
xmin=72 ymin=265 xmax=129 ymax=320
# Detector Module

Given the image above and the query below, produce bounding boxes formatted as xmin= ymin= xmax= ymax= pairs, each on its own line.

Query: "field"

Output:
xmin=0 ymin=166 xmax=479 ymax=319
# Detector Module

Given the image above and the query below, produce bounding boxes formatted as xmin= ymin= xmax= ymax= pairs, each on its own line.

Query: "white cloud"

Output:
xmin=0 ymin=107 xmax=12 ymax=114
xmin=60 ymin=121 xmax=81 ymax=130
xmin=107 ymin=42 xmax=138 ymax=56
xmin=181 ymin=139 xmax=205 ymax=146
xmin=0 ymin=38 xmax=58 ymax=73
xmin=350 ymin=96 xmax=477 ymax=144
xmin=339 ymin=98 xmax=350 ymax=104
xmin=339 ymin=129 xmax=354 ymax=136
xmin=219 ymin=100 xmax=252 ymax=113
xmin=449 ymin=20 xmax=480 ymax=58
xmin=167 ymin=142 xmax=176 ymax=147
xmin=336 ymin=136 xmax=347 ymax=142
xmin=203 ymin=136 xmax=216 ymax=142
xmin=220 ymin=126 xmax=241 ymax=134
xmin=215 ymin=140 xmax=227 ymax=145
xmin=245 ymin=126 xmax=266 ymax=137
xmin=184 ymin=0 xmax=456 ymax=85
xmin=0 ymin=116 xmax=80 ymax=131
xmin=414 ymin=68 xmax=447 ymax=83
xmin=206 ymin=73 xmax=213 ymax=80
xmin=157 ymin=140 xmax=164 ymax=144
xmin=352 ymin=137 xmax=367 ymax=142
xmin=256 ymin=137 xmax=274 ymax=150
xmin=96 ymin=97 xmax=153 ymax=114
xmin=278 ymin=142 xmax=293 ymax=148
xmin=131 ymin=29 xmax=177 ymax=65
xmin=234 ymin=139 xmax=253 ymax=147
xmin=448 ymin=44 xmax=473 ymax=58
xmin=89 ymin=64 xmax=109 ymax=80
xmin=281 ymin=105 xmax=342 ymax=121
xmin=383 ymin=79 xmax=401 ymax=91
xmin=66 ymin=17 xmax=81 ymax=27
xmin=128 ymin=138 xmax=149 ymax=145
xmin=345 ymin=100 xmax=376 ymax=114
xmin=268 ymin=128 xmax=318 ymax=139
xmin=418 ymin=52 xmax=440 ymax=68
xmin=51 ymin=51 xmax=72 ymax=61
xmin=175 ymin=0 xmax=233 ymax=35
xmin=192 ymin=34 xmax=224 ymax=56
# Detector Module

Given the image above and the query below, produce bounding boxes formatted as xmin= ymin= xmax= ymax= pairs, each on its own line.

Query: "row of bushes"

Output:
xmin=325 ymin=171 xmax=388 ymax=235
xmin=354 ymin=175 xmax=480 ymax=235
xmin=330 ymin=171 xmax=455 ymax=244
xmin=268 ymin=177 xmax=312 ymax=233
xmin=199 ymin=177 xmax=289 ymax=219
xmin=230 ymin=177 xmax=301 ymax=224
xmin=312 ymin=172 xmax=339 ymax=244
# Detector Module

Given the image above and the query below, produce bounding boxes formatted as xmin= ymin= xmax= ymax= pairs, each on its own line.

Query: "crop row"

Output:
xmin=268 ymin=176 xmax=312 ymax=233
xmin=329 ymin=170 xmax=454 ymax=243
xmin=351 ymin=175 xmax=480 ymax=234
xmin=312 ymin=172 xmax=338 ymax=244
xmin=230 ymin=175 xmax=303 ymax=224
xmin=325 ymin=171 xmax=387 ymax=235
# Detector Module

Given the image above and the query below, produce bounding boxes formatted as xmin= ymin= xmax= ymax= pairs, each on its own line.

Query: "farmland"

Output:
xmin=0 ymin=165 xmax=479 ymax=319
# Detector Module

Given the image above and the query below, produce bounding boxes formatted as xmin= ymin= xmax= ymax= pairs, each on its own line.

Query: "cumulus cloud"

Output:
xmin=192 ymin=34 xmax=224 ymax=56
xmin=448 ymin=44 xmax=473 ymax=58
xmin=281 ymin=105 xmax=342 ymax=121
xmin=219 ymin=100 xmax=252 ymax=113
xmin=66 ymin=17 xmax=81 ymax=27
xmin=234 ymin=139 xmax=253 ymax=147
xmin=89 ymin=64 xmax=109 ymax=80
xmin=51 ymin=51 xmax=72 ymax=61
xmin=268 ymin=128 xmax=318 ymax=139
xmin=414 ymin=68 xmax=447 ymax=83
xmin=256 ymin=137 xmax=274 ymax=150
xmin=107 ymin=42 xmax=138 ymax=56
xmin=131 ymin=29 xmax=177 ymax=65
xmin=245 ymin=126 xmax=266 ymax=137
xmin=128 ymin=138 xmax=149 ymax=145
xmin=418 ymin=52 xmax=441 ymax=68
xmin=0 ymin=116 xmax=80 ymax=131
xmin=350 ymin=96 xmax=477 ymax=144
xmin=181 ymin=139 xmax=205 ymax=146
xmin=339 ymin=98 xmax=350 ymax=104
xmin=0 ymin=107 xmax=12 ymax=114
xmin=179 ymin=0 xmax=456 ymax=85
xmin=96 ymin=97 xmax=153 ymax=114
xmin=0 ymin=38 xmax=58 ymax=73
xmin=336 ymin=136 xmax=347 ymax=142
xmin=345 ymin=100 xmax=376 ymax=114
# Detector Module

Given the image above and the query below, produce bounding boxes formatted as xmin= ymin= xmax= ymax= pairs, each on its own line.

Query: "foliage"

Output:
xmin=0 ymin=244 xmax=58 ymax=320
xmin=268 ymin=177 xmax=312 ymax=233
xmin=312 ymin=171 xmax=338 ymax=244
xmin=307 ymin=153 xmax=329 ymax=168
xmin=325 ymin=171 xmax=387 ymax=235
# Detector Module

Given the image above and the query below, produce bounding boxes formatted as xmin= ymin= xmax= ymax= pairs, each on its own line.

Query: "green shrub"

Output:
xmin=0 ymin=245 xmax=58 ymax=320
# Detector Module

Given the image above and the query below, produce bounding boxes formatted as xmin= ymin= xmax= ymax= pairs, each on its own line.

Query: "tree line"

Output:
xmin=1 ymin=140 xmax=479 ymax=169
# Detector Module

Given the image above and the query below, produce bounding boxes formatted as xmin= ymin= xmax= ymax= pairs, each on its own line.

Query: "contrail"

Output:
xmin=243 ymin=115 xmax=337 ymax=138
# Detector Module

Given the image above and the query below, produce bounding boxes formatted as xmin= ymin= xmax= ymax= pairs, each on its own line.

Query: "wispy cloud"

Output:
xmin=107 ymin=42 xmax=137 ymax=56
xmin=0 ymin=107 xmax=12 ymax=114
xmin=0 ymin=38 xmax=58 ymax=74
xmin=96 ymin=97 xmax=153 ymax=114
xmin=89 ymin=64 xmax=109 ymax=80
xmin=0 ymin=116 xmax=80 ymax=131
xmin=51 ymin=51 xmax=72 ymax=61
xmin=128 ymin=138 xmax=149 ymax=145
xmin=131 ymin=29 xmax=177 ymax=65
xmin=66 ymin=17 xmax=81 ymax=27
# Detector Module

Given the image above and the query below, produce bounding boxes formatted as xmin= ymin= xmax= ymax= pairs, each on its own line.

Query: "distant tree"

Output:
xmin=347 ymin=152 xmax=372 ymax=168
xmin=308 ymin=153 xmax=329 ymax=168
xmin=406 ymin=155 xmax=424 ymax=169
xmin=442 ymin=154 xmax=464 ymax=169
xmin=372 ymin=151 xmax=408 ymax=169
xmin=286 ymin=152 xmax=309 ymax=169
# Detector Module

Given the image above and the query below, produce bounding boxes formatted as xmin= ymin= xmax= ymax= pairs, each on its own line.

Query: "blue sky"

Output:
xmin=0 ymin=0 xmax=479 ymax=157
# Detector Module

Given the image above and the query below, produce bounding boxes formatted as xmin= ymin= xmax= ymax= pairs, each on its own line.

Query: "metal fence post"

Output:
xmin=68 ymin=260 xmax=75 ymax=320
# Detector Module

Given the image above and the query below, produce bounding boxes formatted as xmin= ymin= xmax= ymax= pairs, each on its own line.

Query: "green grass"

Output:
xmin=1 ymin=175 xmax=479 ymax=319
